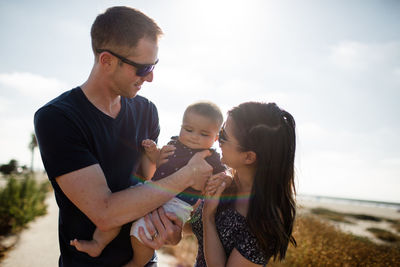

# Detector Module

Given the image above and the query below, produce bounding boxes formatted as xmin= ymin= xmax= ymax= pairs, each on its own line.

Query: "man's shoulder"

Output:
xmin=36 ymin=87 xmax=80 ymax=113
xmin=127 ymin=94 xmax=156 ymax=109
xmin=34 ymin=87 xmax=80 ymax=120
xmin=34 ymin=88 xmax=83 ymax=130
xmin=124 ymin=95 xmax=159 ymax=121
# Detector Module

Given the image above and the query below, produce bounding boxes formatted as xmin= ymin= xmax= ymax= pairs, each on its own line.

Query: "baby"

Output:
xmin=70 ymin=101 xmax=225 ymax=266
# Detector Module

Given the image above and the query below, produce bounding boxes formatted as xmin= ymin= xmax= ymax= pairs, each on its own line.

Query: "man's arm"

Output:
xmin=56 ymin=150 xmax=213 ymax=232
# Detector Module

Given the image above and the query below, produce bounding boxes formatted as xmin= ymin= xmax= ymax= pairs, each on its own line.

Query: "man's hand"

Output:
xmin=138 ymin=207 xmax=183 ymax=250
xmin=186 ymin=150 xmax=213 ymax=191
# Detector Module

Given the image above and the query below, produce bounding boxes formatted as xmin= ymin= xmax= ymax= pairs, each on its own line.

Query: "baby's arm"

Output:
xmin=140 ymin=140 xmax=177 ymax=180
xmin=142 ymin=139 xmax=160 ymax=164
xmin=140 ymin=139 xmax=160 ymax=180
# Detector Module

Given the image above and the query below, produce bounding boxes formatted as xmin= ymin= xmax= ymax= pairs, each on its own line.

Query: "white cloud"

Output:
xmin=394 ymin=68 xmax=400 ymax=84
xmin=54 ymin=19 xmax=88 ymax=38
xmin=0 ymin=72 xmax=67 ymax=99
xmin=380 ymin=157 xmax=400 ymax=166
xmin=329 ymin=41 xmax=400 ymax=72
xmin=0 ymin=96 xmax=11 ymax=113
xmin=298 ymin=149 xmax=400 ymax=202
xmin=0 ymin=117 xmax=35 ymax=166
xmin=296 ymin=122 xmax=400 ymax=202
xmin=0 ymin=72 xmax=69 ymax=168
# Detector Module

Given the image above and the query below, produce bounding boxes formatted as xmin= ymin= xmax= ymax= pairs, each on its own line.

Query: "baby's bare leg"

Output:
xmin=70 ymin=227 xmax=121 ymax=257
xmin=123 ymin=236 xmax=155 ymax=267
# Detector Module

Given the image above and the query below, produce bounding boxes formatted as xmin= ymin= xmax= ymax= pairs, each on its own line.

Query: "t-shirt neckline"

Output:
xmin=76 ymin=87 xmax=125 ymax=122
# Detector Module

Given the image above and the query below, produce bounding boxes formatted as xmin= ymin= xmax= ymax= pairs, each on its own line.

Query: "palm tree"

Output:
xmin=28 ymin=133 xmax=38 ymax=173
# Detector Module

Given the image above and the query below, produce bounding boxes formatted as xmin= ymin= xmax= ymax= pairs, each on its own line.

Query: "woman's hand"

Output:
xmin=202 ymin=173 xmax=230 ymax=267
xmin=203 ymin=173 xmax=229 ymax=219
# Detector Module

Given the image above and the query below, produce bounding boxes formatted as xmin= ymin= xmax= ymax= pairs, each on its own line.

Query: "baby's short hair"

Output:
xmin=183 ymin=101 xmax=223 ymax=127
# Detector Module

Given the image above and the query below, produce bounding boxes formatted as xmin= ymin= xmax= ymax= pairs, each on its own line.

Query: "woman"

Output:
xmin=190 ymin=102 xmax=297 ymax=266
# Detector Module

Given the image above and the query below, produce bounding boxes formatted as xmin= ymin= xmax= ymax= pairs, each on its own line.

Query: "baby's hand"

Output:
xmin=142 ymin=139 xmax=160 ymax=163
xmin=204 ymin=170 xmax=233 ymax=196
xmin=157 ymin=145 xmax=176 ymax=168
xmin=203 ymin=173 xmax=228 ymax=218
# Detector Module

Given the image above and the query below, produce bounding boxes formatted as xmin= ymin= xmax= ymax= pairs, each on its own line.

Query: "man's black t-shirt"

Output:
xmin=34 ymin=87 xmax=159 ymax=266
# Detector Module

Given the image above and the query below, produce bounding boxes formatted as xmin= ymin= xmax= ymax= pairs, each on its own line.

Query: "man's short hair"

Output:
xmin=91 ymin=6 xmax=163 ymax=55
xmin=184 ymin=101 xmax=224 ymax=127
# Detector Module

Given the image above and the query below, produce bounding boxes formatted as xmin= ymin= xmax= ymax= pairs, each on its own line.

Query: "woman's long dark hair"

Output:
xmin=228 ymin=102 xmax=296 ymax=261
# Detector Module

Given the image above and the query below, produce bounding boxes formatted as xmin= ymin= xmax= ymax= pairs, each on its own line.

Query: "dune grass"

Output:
xmin=367 ymin=227 xmax=400 ymax=243
xmin=310 ymin=207 xmax=400 ymax=243
xmin=310 ymin=207 xmax=385 ymax=223
xmin=166 ymin=214 xmax=400 ymax=266
xmin=389 ymin=220 xmax=400 ymax=233
xmin=310 ymin=207 xmax=353 ymax=223
xmin=269 ymin=216 xmax=400 ymax=266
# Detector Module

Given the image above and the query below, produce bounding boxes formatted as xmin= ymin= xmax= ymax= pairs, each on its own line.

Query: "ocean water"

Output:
xmin=298 ymin=194 xmax=400 ymax=211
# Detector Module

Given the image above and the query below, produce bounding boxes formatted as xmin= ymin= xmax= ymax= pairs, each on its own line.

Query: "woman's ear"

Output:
xmin=243 ymin=151 xmax=257 ymax=165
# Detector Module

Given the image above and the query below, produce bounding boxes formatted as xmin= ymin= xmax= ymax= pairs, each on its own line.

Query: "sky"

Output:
xmin=0 ymin=0 xmax=399 ymax=203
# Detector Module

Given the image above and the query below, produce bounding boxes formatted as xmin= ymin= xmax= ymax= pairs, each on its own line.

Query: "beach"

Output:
xmin=1 ymin=194 xmax=399 ymax=266
xmin=298 ymin=195 xmax=400 ymax=244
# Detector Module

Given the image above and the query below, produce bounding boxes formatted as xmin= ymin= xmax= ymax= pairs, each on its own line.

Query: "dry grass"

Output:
xmin=367 ymin=227 xmax=400 ymax=243
xmin=310 ymin=208 xmax=353 ymax=223
xmin=310 ymin=207 xmax=400 ymax=244
xmin=269 ymin=216 xmax=400 ymax=267
xmin=388 ymin=220 xmax=400 ymax=233
xmin=159 ymin=234 xmax=198 ymax=267
xmin=165 ymin=215 xmax=400 ymax=266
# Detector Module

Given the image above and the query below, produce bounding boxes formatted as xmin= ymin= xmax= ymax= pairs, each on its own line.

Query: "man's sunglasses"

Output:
xmin=96 ymin=49 xmax=159 ymax=77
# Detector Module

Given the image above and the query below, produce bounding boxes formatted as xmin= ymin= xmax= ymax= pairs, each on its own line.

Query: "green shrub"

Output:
xmin=0 ymin=174 xmax=49 ymax=235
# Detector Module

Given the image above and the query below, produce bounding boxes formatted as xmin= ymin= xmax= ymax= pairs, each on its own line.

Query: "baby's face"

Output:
xmin=179 ymin=112 xmax=220 ymax=150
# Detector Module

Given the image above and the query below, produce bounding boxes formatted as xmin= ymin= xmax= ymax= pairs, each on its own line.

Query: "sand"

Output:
xmin=1 ymin=194 xmax=399 ymax=266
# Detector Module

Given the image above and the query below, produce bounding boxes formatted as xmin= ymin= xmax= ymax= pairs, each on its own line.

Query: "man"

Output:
xmin=34 ymin=6 xmax=213 ymax=266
